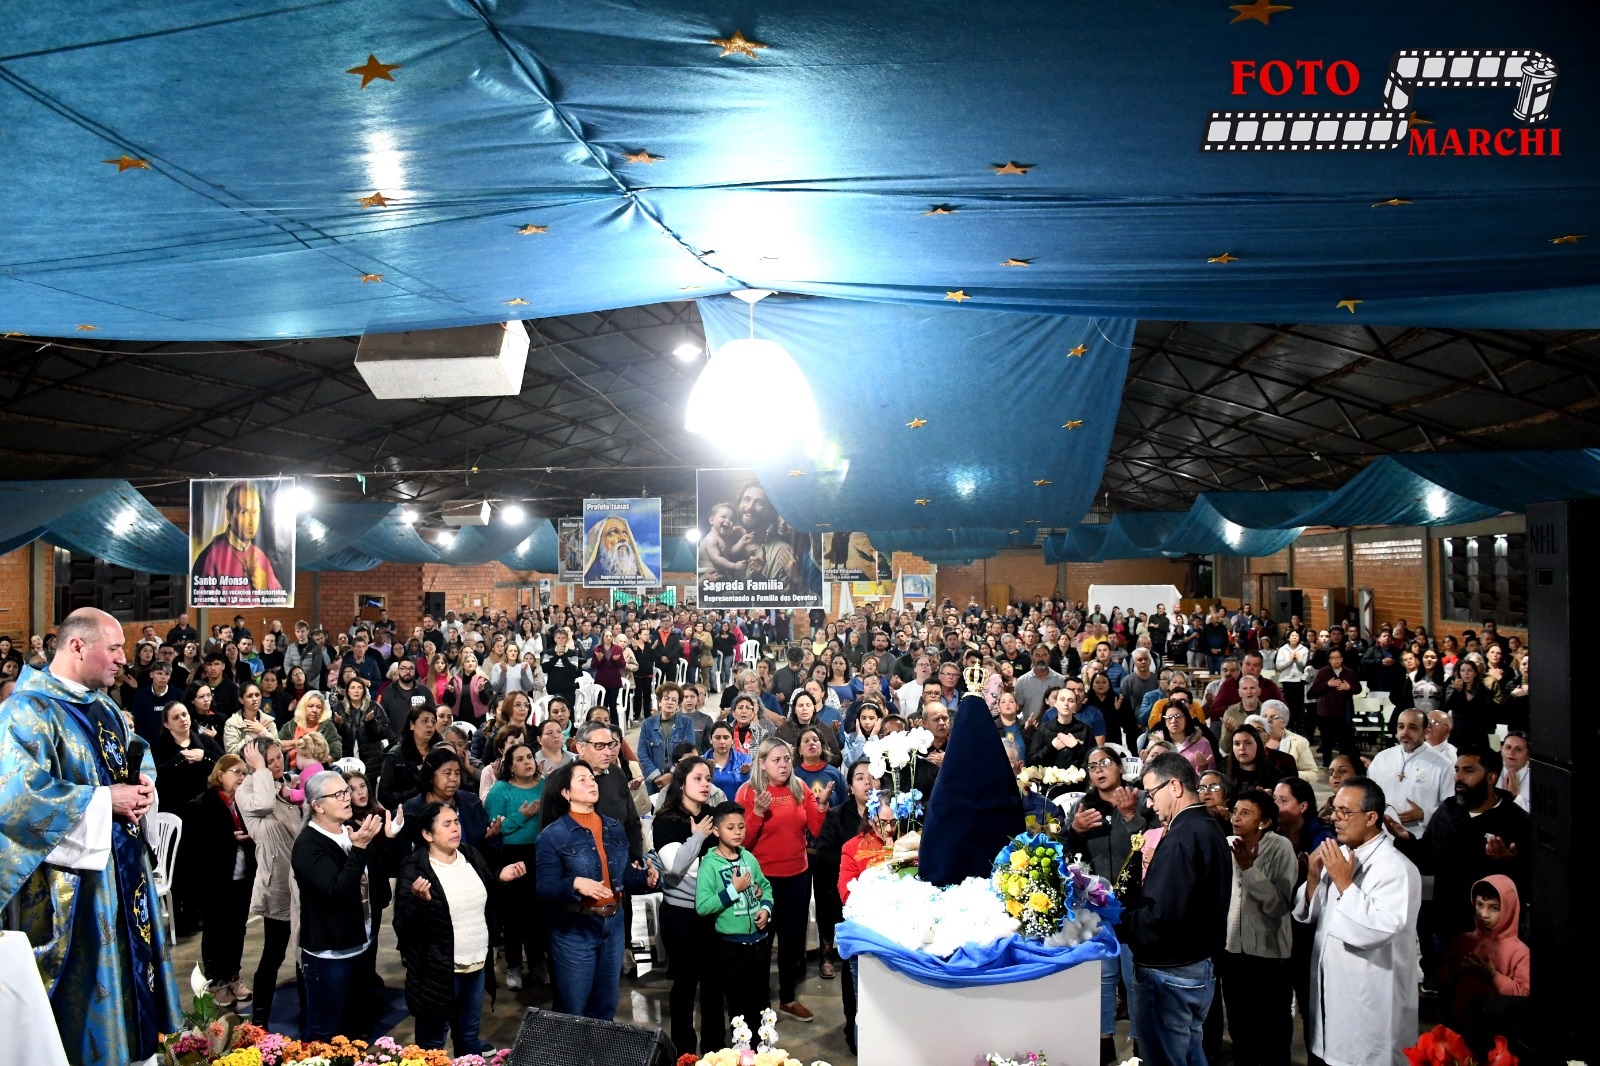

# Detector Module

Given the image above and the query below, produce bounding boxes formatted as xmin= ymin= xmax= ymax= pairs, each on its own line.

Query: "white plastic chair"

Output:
xmin=737 ymin=639 xmax=761 ymax=665
xmin=529 ymin=694 xmax=552 ymax=725
xmin=674 ymin=660 xmax=689 ymax=685
xmin=617 ymin=675 xmax=635 ymax=729
xmin=147 ymin=812 xmax=183 ymax=944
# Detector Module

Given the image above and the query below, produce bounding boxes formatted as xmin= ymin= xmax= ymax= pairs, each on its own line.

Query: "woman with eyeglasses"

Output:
xmin=1064 ymin=745 xmax=1154 ymax=1064
xmin=291 ymin=771 xmax=387 ymax=1040
xmin=1152 ymin=698 xmax=1215 ymax=773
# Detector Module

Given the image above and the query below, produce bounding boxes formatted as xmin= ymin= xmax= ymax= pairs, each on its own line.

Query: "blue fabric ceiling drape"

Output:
xmin=0 ymin=480 xmax=188 ymax=574
xmin=698 ymin=295 xmax=1133 ymax=538
xmin=0 ymin=2 xmax=1595 ymax=340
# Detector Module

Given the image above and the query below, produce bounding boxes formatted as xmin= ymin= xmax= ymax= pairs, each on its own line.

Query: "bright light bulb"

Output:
xmin=673 ymin=342 xmax=701 ymax=361
xmin=1425 ymin=487 xmax=1450 ymax=521
xmin=503 ymin=504 xmax=526 ymax=525
xmin=1223 ymin=520 xmax=1243 ymax=548
xmin=399 ymin=508 xmax=419 ymax=524
xmin=306 ymin=518 xmax=329 ymax=543
xmin=434 ymin=530 xmax=455 ymax=548
xmin=283 ymin=484 xmax=315 ymax=514
xmin=110 ymin=509 xmax=139 ymax=537
xmin=685 ymin=337 xmax=819 ymax=456
xmin=684 ymin=527 xmax=702 ymax=544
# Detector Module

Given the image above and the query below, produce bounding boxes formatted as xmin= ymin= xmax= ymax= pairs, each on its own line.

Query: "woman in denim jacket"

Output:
xmin=536 ymin=760 xmax=659 ymax=1019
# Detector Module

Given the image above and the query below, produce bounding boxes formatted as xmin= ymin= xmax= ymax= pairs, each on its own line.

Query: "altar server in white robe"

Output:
xmin=1366 ymin=710 xmax=1453 ymax=837
xmin=1292 ymin=777 xmax=1421 ymax=1066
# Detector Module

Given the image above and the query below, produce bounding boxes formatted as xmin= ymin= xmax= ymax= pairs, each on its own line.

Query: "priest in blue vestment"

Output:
xmin=0 ymin=607 xmax=182 ymax=1064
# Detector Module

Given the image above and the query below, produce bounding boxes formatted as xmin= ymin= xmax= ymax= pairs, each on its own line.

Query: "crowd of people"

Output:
xmin=0 ymin=593 xmax=1535 ymax=1065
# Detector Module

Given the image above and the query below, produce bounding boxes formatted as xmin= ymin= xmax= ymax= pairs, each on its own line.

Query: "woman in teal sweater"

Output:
xmin=483 ymin=742 xmax=546 ymax=988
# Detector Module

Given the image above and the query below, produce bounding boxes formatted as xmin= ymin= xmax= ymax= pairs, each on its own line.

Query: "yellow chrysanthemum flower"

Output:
xmin=1006 ymin=898 xmax=1024 ymax=917
xmin=1028 ymin=891 xmax=1052 ymax=913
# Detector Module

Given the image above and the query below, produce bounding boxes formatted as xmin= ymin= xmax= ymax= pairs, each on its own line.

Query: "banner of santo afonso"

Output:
xmin=189 ymin=477 xmax=295 ymax=608
xmin=696 ymin=469 xmax=822 ymax=609
xmin=581 ymin=498 xmax=661 ymax=590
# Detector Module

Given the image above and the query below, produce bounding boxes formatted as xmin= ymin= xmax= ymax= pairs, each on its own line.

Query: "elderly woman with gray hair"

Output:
xmin=290 ymin=769 xmax=393 ymax=1040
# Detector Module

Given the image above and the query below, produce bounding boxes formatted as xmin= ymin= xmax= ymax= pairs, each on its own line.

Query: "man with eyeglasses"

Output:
xmin=574 ymin=720 xmax=648 ymax=977
xmin=1294 ymin=775 xmax=1420 ymax=1066
xmin=1121 ymin=752 xmax=1230 ymax=1066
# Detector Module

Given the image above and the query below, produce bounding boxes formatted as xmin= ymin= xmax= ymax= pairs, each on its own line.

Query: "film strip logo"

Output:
xmin=1202 ymin=49 xmax=1558 ymax=152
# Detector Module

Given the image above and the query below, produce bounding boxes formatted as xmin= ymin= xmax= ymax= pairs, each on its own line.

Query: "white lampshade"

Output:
xmin=684 ymin=337 xmax=820 ymax=451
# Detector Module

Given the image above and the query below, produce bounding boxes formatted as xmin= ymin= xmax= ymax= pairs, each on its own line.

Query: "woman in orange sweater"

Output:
xmin=736 ymin=737 xmax=826 ymax=1023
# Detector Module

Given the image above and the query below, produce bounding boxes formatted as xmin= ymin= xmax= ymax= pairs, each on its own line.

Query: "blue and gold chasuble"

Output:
xmin=0 ymin=667 xmax=181 ymax=1065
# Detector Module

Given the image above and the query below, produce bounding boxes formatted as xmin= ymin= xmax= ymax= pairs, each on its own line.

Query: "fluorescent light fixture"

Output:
xmin=434 ymin=530 xmax=455 ymax=548
xmin=684 ymin=527 xmax=702 ymax=544
xmin=399 ymin=508 xmax=419 ymax=524
xmin=673 ymin=342 xmax=702 ymax=360
xmin=502 ymin=504 xmax=526 ymax=525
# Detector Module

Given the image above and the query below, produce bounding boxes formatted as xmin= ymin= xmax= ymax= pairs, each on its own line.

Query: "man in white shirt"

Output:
xmin=1294 ymin=776 xmax=1421 ymax=1066
xmin=1366 ymin=710 xmax=1453 ymax=836
xmin=895 ymin=654 xmax=933 ymax=718
xmin=1423 ymin=709 xmax=1457 ymax=769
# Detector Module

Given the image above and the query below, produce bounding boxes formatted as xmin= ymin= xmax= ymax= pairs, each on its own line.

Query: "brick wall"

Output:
xmin=1062 ymin=558 xmax=1190 ymax=606
xmin=1352 ymin=537 xmax=1425 ymax=630
xmin=0 ymin=544 xmax=49 ymax=642
xmin=935 ymin=549 xmax=1061 ymax=609
xmin=1291 ymin=541 xmax=1347 ymax=590
xmin=1248 ymin=550 xmax=1289 ymax=574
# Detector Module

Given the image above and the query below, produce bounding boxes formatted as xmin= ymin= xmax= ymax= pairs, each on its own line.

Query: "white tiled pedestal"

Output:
xmin=856 ymin=953 xmax=1101 ymax=1065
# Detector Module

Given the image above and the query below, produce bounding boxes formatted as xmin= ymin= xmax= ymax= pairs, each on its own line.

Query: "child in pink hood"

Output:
xmin=1443 ymin=874 xmax=1530 ymax=1029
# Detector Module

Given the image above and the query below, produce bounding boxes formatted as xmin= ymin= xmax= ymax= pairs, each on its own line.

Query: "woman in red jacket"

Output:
xmin=736 ymin=737 xmax=826 ymax=1023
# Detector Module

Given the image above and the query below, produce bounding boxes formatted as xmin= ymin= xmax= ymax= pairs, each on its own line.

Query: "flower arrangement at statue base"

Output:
xmin=675 ymin=1009 xmax=831 ymax=1066
xmin=836 ymin=829 xmax=1121 ymax=987
xmin=158 ymin=991 xmax=510 ymax=1066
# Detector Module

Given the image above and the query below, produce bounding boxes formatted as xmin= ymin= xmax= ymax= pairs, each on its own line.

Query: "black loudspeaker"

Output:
xmin=506 ymin=1008 xmax=676 ymax=1066
xmin=1526 ymin=499 xmax=1596 ymax=764
xmin=1274 ymin=588 xmax=1304 ymax=623
xmin=1525 ymin=499 xmax=1595 ymax=1063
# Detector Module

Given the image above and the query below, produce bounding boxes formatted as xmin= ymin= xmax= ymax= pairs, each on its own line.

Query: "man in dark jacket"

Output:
xmin=380 ymin=658 xmax=437 ymax=748
xmin=1026 ymin=692 xmax=1095 ymax=771
xmin=574 ymin=720 xmax=642 ymax=860
xmin=644 ymin=617 xmax=683 ymax=683
xmin=1386 ymin=744 xmax=1531 ymax=940
xmin=1123 ymin=751 xmax=1232 ymax=1066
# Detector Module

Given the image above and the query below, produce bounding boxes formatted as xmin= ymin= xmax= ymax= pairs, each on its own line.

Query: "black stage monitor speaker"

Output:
xmin=506 ymin=1008 xmax=676 ymax=1066
xmin=1274 ymin=588 xmax=1304 ymax=623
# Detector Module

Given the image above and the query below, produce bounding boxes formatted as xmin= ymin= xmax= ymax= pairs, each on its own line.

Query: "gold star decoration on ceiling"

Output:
xmin=505 ymin=298 xmax=528 ymax=306
xmin=1067 ymin=344 xmax=1088 ymax=357
xmin=1229 ymin=0 xmax=1292 ymax=25
xmin=990 ymin=161 xmax=1033 ymax=175
xmin=622 ymin=150 xmax=663 ymax=165
xmin=1372 ymin=198 xmax=1412 ymax=207
xmin=358 ymin=192 xmax=390 ymax=208
xmin=944 ymin=290 xmax=970 ymax=302
xmin=1025 ymin=518 xmax=1042 ymax=524
xmin=76 ymin=324 xmax=97 ymax=331
xmin=1002 ymin=258 xmax=1032 ymax=267
xmin=102 ymin=155 xmax=150 ymax=172
xmin=359 ymin=273 xmax=383 ymax=283
xmin=1550 ymin=234 xmax=1586 ymax=244
xmin=2 ymin=332 xmax=22 ymax=339
xmin=924 ymin=205 xmax=957 ymax=216
xmin=1336 ymin=299 xmax=1363 ymax=313
xmin=815 ymin=523 xmax=831 ymax=528
xmin=1033 ymin=479 xmax=1052 ymax=487
xmin=678 ymin=285 xmax=703 ymax=291
xmin=710 ymin=30 xmax=768 ymax=59
xmin=1062 ymin=419 xmax=1083 ymax=429
xmin=1208 ymin=253 xmax=1238 ymax=264
xmin=517 ymin=224 xmax=548 ymax=235
xmin=346 ymin=54 xmax=402 ymax=89
xmin=906 ymin=417 xmax=927 ymax=428
xmin=787 ymin=469 xmax=806 ymax=477
xmin=914 ymin=498 xmax=931 ymax=506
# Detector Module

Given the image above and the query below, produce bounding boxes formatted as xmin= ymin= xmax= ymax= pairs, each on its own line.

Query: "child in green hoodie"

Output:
xmin=696 ymin=801 xmax=773 ymax=1027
